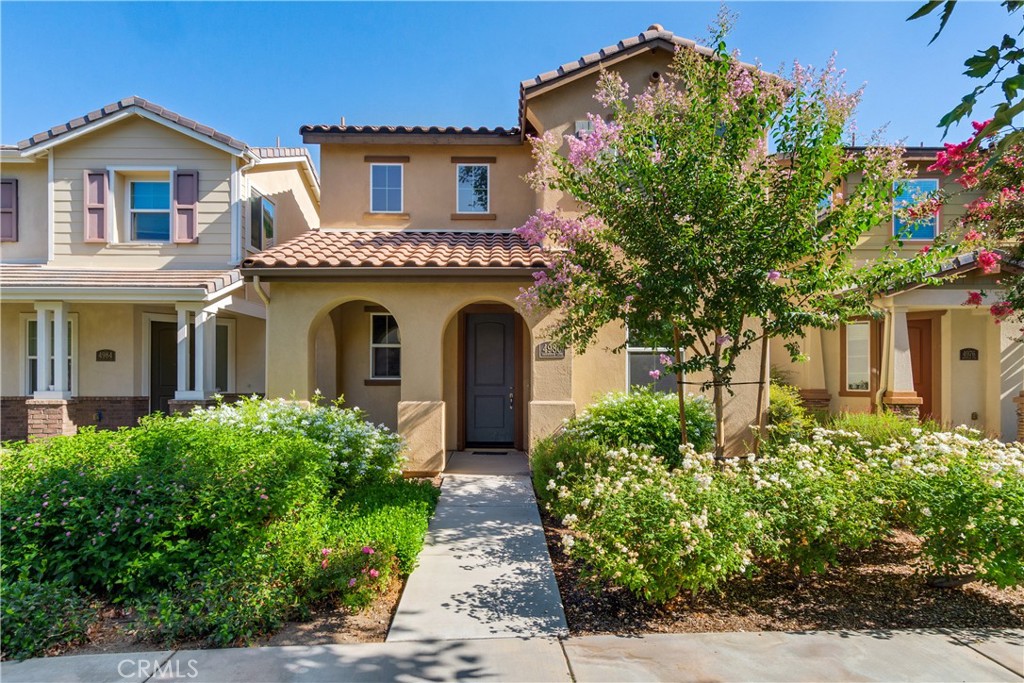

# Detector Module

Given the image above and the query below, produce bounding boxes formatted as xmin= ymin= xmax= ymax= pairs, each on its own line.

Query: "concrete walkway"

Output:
xmin=2 ymin=630 xmax=1020 ymax=682
xmin=386 ymin=451 xmax=569 ymax=641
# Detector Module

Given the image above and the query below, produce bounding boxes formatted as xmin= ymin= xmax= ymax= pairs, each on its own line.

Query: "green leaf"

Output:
xmin=907 ymin=0 xmax=944 ymax=20
xmin=938 ymin=92 xmax=977 ymax=132
xmin=1002 ymin=34 xmax=1018 ymax=50
xmin=1003 ymin=73 xmax=1024 ymax=100
xmin=964 ymin=46 xmax=1000 ymax=78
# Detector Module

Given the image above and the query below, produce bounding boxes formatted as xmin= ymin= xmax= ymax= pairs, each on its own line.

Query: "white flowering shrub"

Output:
xmin=544 ymin=444 xmax=756 ymax=601
xmin=542 ymin=423 xmax=1024 ymax=603
xmin=184 ymin=394 xmax=405 ymax=490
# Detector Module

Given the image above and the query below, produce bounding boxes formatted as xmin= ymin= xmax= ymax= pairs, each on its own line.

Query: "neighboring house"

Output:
xmin=772 ymin=149 xmax=1024 ymax=442
xmin=241 ymin=26 xmax=765 ymax=474
xmin=0 ymin=97 xmax=320 ymax=441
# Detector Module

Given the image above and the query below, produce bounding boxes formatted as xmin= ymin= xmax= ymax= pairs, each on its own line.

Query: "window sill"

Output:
xmin=838 ymin=389 xmax=873 ymax=398
xmin=363 ymin=212 xmax=410 ymax=220
xmin=364 ymin=378 xmax=400 ymax=387
xmin=451 ymin=213 xmax=496 ymax=221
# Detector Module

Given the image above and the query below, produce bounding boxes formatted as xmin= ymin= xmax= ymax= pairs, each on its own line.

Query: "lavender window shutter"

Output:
xmin=173 ymin=170 xmax=199 ymax=243
xmin=83 ymin=171 xmax=108 ymax=243
xmin=0 ymin=179 xmax=17 ymax=242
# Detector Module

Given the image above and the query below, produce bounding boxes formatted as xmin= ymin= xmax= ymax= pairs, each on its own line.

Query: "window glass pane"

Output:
xmin=387 ymin=165 xmax=402 ymax=187
xmin=28 ymin=359 xmax=37 ymax=393
xmin=249 ymin=197 xmax=262 ymax=249
xmin=372 ymin=347 xmax=401 ymax=378
xmin=262 ymin=201 xmax=274 ymax=241
xmin=372 ymin=315 xmax=400 ymax=344
xmin=371 ymin=189 xmax=387 ymax=213
xmin=386 ymin=189 xmax=401 ymax=212
xmin=372 ymin=165 xmax=388 ymax=188
xmin=131 ymin=181 xmax=170 ymax=210
xmin=133 ymin=212 xmax=171 ymax=241
xmin=893 ymin=178 xmax=939 ymax=240
xmin=628 ymin=351 xmax=676 ymax=394
xmin=27 ymin=320 xmax=37 ymax=356
xmin=846 ymin=323 xmax=871 ymax=391
xmin=457 ymin=165 xmax=488 ymax=213
xmin=216 ymin=325 xmax=228 ymax=392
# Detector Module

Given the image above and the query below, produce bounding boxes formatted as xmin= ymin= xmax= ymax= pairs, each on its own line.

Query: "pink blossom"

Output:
xmin=767 ymin=270 xmax=781 ymax=282
xmin=648 ymin=370 xmax=661 ymax=381
xmin=716 ymin=334 xmax=732 ymax=345
xmin=963 ymin=228 xmax=984 ymax=242
xmin=348 ymin=578 xmax=357 ymax=587
xmin=259 ymin=494 xmax=268 ymax=500
xmin=977 ymin=249 xmax=1000 ymax=274
xmin=362 ymin=546 xmax=375 ymax=555
xmin=990 ymin=301 xmax=1014 ymax=321
xmin=321 ymin=559 xmax=330 ymax=570
xmin=321 ymin=548 xmax=332 ymax=557
xmin=659 ymin=354 xmax=672 ymax=367
xmin=918 ymin=245 xmax=931 ymax=255
xmin=369 ymin=569 xmax=380 ymax=579
xmin=964 ymin=291 xmax=984 ymax=307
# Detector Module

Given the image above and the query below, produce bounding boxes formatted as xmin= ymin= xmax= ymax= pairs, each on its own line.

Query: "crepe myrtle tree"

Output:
xmin=515 ymin=25 xmax=953 ymax=457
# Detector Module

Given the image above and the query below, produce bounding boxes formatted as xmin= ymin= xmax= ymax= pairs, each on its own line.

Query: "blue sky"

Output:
xmin=1 ymin=2 xmax=1013 ymax=169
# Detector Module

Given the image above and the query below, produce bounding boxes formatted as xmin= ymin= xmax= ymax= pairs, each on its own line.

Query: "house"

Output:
xmin=0 ymin=97 xmax=320 ymax=441
xmin=241 ymin=26 xmax=765 ymax=474
xmin=771 ymin=148 xmax=1024 ymax=442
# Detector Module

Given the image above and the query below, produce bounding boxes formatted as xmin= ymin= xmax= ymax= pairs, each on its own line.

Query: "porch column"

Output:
xmin=882 ymin=307 xmax=922 ymax=418
xmin=33 ymin=301 xmax=70 ymax=398
xmin=527 ymin=309 xmax=575 ymax=449
xmin=172 ymin=303 xmax=215 ymax=402
xmin=396 ymin=308 xmax=446 ymax=474
xmin=984 ymin=313 xmax=1001 ymax=438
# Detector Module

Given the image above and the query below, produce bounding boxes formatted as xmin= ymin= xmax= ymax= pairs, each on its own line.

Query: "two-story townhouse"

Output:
xmin=772 ymin=150 xmax=1023 ymax=442
xmin=241 ymin=26 xmax=765 ymax=474
xmin=0 ymin=97 xmax=320 ymax=441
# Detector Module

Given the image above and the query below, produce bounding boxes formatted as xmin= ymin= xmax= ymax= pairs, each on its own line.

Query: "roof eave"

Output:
xmin=240 ymin=266 xmax=542 ymax=279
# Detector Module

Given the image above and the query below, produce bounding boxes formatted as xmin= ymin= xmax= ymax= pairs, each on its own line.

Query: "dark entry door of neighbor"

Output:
xmin=150 ymin=321 xmax=177 ymax=414
xmin=465 ymin=313 xmax=515 ymax=445
xmin=907 ymin=319 xmax=934 ymax=421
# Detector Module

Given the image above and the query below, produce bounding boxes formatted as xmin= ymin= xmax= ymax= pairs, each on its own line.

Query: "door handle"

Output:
xmin=509 ymin=389 xmax=514 ymax=410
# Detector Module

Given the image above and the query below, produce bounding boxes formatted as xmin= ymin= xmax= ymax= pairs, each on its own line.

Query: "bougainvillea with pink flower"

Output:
xmin=516 ymin=14 xmax=950 ymax=456
xmin=925 ymin=119 xmax=1023 ymax=332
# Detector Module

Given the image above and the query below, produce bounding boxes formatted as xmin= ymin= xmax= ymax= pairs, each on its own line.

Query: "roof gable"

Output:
xmin=16 ymin=96 xmax=249 ymax=157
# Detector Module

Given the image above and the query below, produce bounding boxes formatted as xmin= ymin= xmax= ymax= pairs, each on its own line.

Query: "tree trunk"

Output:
xmin=713 ymin=376 xmax=726 ymax=459
xmin=674 ymin=325 xmax=689 ymax=447
xmin=754 ymin=331 xmax=770 ymax=455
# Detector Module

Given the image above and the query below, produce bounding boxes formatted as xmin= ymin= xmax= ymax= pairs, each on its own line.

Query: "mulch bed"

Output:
xmin=541 ymin=511 xmax=1024 ymax=635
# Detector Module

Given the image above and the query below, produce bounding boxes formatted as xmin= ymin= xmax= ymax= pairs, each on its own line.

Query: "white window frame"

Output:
xmin=455 ymin=163 xmax=490 ymax=214
xmin=370 ymin=163 xmax=404 ymax=214
xmin=21 ymin=312 xmax=79 ymax=396
xmin=248 ymin=188 xmax=276 ymax=251
xmin=892 ymin=177 xmax=940 ymax=241
xmin=106 ymin=166 xmax=176 ymax=244
xmin=843 ymin=321 xmax=872 ymax=393
xmin=369 ymin=313 xmax=401 ymax=380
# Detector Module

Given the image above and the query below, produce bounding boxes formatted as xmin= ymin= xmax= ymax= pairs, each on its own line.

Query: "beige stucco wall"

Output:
xmin=318 ymin=144 xmax=535 ymax=231
xmin=246 ymin=162 xmax=319 ymax=245
xmin=0 ymin=159 xmax=48 ymax=263
xmin=49 ymin=115 xmax=235 ymax=268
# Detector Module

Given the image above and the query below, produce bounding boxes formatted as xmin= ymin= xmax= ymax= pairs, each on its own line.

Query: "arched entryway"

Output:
xmin=443 ymin=302 xmax=530 ymax=451
xmin=311 ymin=298 xmax=401 ymax=431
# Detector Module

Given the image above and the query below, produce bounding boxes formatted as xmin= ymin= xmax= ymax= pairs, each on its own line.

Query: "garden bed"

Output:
xmin=543 ymin=514 xmax=1024 ymax=635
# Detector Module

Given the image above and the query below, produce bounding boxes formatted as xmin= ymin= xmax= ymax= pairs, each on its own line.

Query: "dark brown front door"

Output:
xmin=465 ymin=313 xmax=515 ymax=446
xmin=150 ymin=321 xmax=177 ymax=414
xmin=907 ymin=319 xmax=934 ymax=421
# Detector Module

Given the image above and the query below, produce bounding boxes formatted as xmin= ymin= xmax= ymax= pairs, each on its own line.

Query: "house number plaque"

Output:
xmin=536 ymin=342 xmax=565 ymax=360
xmin=959 ymin=348 xmax=979 ymax=361
xmin=96 ymin=349 xmax=116 ymax=362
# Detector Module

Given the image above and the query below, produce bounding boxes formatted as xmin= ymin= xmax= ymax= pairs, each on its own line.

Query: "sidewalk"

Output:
xmin=2 ymin=629 xmax=1020 ymax=682
xmin=386 ymin=451 xmax=568 ymax=641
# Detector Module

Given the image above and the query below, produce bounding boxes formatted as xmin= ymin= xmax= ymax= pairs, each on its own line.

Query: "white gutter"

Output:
xmin=253 ymin=274 xmax=271 ymax=305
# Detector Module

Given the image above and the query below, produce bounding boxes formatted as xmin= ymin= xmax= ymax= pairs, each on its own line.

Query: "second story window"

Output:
xmin=1 ymin=178 xmax=17 ymax=241
xmin=249 ymin=191 xmax=275 ymax=250
xmin=893 ymin=178 xmax=939 ymax=240
xmin=130 ymin=180 xmax=172 ymax=241
xmin=371 ymin=164 xmax=403 ymax=213
xmin=456 ymin=164 xmax=489 ymax=214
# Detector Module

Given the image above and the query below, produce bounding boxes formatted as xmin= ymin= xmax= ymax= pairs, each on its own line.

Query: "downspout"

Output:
xmin=872 ymin=299 xmax=893 ymax=413
xmin=253 ymin=275 xmax=271 ymax=306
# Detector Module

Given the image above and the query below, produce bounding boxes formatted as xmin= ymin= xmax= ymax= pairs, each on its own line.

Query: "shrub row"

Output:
xmin=1 ymin=398 xmax=438 ymax=660
xmin=538 ymin=404 xmax=1023 ymax=603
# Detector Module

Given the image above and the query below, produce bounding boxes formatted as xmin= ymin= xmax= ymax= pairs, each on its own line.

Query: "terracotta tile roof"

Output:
xmin=300 ymin=124 xmax=520 ymax=142
xmin=0 ymin=265 xmax=241 ymax=294
xmin=520 ymin=25 xmax=723 ymax=92
xmin=241 ymin=230 xmax=549 ymax=270
xmin=16 ymin=96 xmax=248 ymax=152
xmin=250 ymin=146 xmax=312 ymax=160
